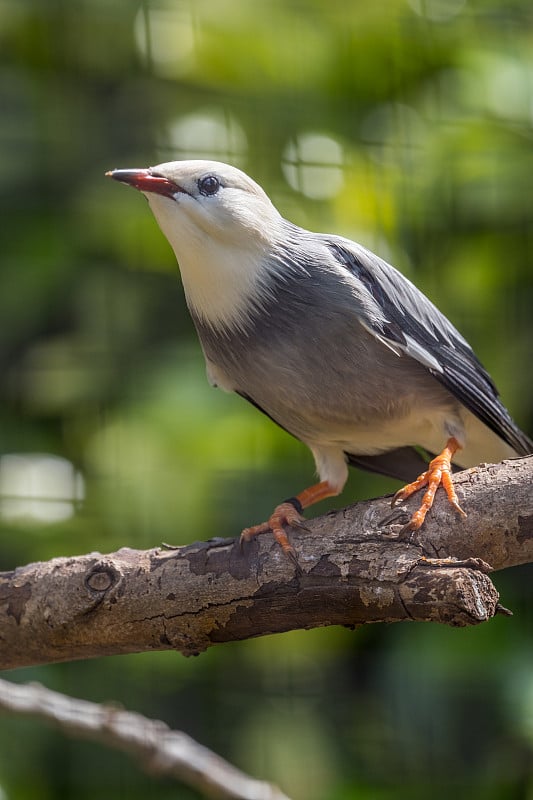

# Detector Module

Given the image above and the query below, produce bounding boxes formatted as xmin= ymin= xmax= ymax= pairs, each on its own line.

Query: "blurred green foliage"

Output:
xmin=0 ymin=0 xmax=532 ymax=798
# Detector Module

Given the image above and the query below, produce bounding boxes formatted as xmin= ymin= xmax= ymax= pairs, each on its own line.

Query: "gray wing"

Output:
xmin=326 ymin=238 xmax=532 ymax=456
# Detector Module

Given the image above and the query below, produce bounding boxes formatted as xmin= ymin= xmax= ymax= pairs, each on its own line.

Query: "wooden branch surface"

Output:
xmin=1 ymin=456 xmax=531 ymax=670
xmin=0 ymin=678 xmax=290 ymax=800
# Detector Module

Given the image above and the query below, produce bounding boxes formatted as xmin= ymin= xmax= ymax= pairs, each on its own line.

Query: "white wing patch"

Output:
xmin=403 ymin=335 xmax=443 ymax=373
xmin=359 ymin=320 xmax=444 ymax=373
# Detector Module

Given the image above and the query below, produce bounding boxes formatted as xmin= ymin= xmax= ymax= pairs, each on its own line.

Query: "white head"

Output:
xmin=107 ymin=160 xmax=285 ymax=331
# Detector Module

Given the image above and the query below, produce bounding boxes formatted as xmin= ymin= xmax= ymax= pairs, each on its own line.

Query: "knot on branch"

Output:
xmin=85 ymin=561 xmax=122 ymax=594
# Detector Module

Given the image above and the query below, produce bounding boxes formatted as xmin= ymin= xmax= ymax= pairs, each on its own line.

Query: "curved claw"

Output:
xmin=391 ymin=437 xmax=466 ymax=532
xmin=240 ymin=520 xmax=270 ymax=550
xmin=240 ymin=501 xmax=307 ymax=562
xmin=240 ymin=481 xmax=338 ymax=565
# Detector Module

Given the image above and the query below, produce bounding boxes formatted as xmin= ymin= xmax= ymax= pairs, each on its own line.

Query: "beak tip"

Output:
xmin=105 ymin=169 xmax=177 ymax=198
xmin=105 ymin=168 xmax=144 ymax=188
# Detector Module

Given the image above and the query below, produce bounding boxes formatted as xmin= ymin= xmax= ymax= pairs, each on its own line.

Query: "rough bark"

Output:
xmin=1 ymin=456 xmax=531 ymax=671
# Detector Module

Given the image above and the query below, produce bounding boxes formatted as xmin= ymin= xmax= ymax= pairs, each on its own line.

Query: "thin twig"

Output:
xmin=0 ymin=678 xmax=291 ymax=800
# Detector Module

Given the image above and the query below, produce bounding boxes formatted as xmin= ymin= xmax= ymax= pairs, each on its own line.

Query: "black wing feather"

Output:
xmin=327 ymin=240 xmax=532 ymax=456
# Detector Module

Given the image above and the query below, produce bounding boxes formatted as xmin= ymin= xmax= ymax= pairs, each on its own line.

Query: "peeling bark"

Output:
xmin=1 ymin=456 xmax=531 ymax=671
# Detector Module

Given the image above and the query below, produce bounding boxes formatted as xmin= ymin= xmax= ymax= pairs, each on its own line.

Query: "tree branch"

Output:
xmin=0 ymin=678 xmax=291 ymax=800
xmin=1 ymin=457 xmax=531 ymax=670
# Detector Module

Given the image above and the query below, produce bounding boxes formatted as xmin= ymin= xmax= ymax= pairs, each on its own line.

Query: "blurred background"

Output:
xmin=1 ymin=0 xmax=532 ymax=797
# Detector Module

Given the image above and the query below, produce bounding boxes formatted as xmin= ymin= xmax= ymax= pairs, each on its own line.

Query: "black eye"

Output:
xmin=198 ymin=175 xmax=220 ymax=196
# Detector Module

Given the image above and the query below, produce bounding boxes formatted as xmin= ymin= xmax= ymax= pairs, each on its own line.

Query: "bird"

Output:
xmin=106 ymin=160 xmax=532 ymax=561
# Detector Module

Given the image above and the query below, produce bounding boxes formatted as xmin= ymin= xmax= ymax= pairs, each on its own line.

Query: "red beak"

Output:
xmin=105 ymin=168 xmax=182 ymax=199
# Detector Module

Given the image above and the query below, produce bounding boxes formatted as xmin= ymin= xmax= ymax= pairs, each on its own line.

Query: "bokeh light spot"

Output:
xmin=282 ymin=132 xmax=344 ymax=200
xmin=0 ymin=454 xmax=85 ymax=525
xmin=158 ymin=108 xmax=248 ymax=164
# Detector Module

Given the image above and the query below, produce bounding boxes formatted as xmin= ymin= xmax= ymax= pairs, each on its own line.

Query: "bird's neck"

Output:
xmin=146 ymin=193 xmax=274 ymax=331
xmin=178 ymin=238 xmax=271 ymax=333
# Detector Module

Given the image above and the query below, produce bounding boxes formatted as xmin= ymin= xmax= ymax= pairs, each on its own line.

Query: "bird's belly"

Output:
xmin=240 ymin=364 xmax=460 ymax=456
xmin=198 ymin=318 xmax=463 ymax=455
xmin=284 ymin=402 xmax=456 ymax=456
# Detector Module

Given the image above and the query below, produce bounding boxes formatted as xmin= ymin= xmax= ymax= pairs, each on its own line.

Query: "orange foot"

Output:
xmin=241 ymin=501 xmax=307 ymax=565
xmin=391 ymin=436 xmax=467 ymax=533
xmin=240 ymin=480 xmax=338 ymax=565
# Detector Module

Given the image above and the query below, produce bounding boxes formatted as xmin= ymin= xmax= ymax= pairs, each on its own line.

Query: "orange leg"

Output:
xmin=392 ymin=436 xmax=467 ymax=532
xmin=241 ymin=480 xmax=338 ymax=561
